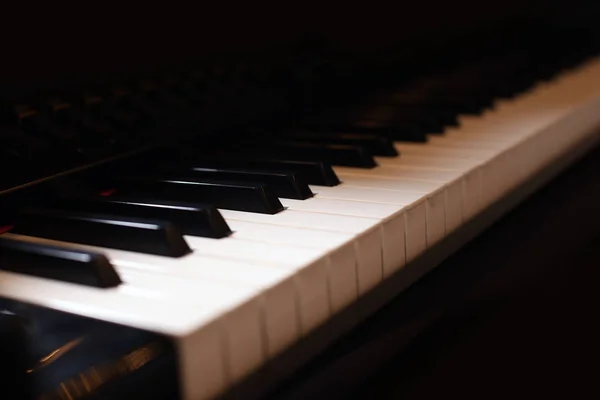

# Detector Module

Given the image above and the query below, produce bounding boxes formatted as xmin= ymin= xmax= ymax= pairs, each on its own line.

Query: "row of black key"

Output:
xmin=0 ymin=50 xmax=547 ymax=191
xmin=2 ymin=140 xmax=367 ymax=267
xmin=0 ymin=48 xmax=588 ymax=289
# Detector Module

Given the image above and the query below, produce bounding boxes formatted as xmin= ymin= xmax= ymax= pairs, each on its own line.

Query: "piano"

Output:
xmin=2 ymin=2 xmax=600 ymax=399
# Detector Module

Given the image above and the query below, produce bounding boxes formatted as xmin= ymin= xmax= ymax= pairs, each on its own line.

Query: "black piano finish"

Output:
xmin=0 ymin=301 xmax=180 ymax=400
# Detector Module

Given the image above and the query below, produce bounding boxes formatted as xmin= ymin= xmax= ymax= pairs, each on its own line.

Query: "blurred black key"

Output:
xmin=15 ymin=107 xmax=100 ymax=162
xmin=283 ymin=131 xmax=398 ymax=157
xmin=383 ymin=98 xmax=463 ymax=125
xmin=0 ymin=134 xmax=85 ymax=186
xmin=0 ymin=125 xmax=85 ymax=171
xmin=16 ymin=107 xmax=78 ymax=143
xmin=140 ymin=81 xmax=185 ymax=106
xmin=84 ymin=96 xmax=148 ymax=136
xmin=311 ymin=104 xmax=438 ymax=134
xmin=0 ymin=235 xmax=122 ymax=288
xmin=179 ymin=156 xmax=340 ymax=186
xmin=238 ymin=141 xmax=377 ymax=168
xmin=102 ymin=176 xmax=284 ymax=214
xmin=48 ymin=196 xmax=232 ymax=238
xmin=0 ymin=126 xmax=52 ymax=157
xmin=392 ymin=107 xmax=460 ymax=129
xmin=359 ymin=117 xmax=441 ymax=138
xmin=47 ymin=100 xmax=121 ymax=144
xmin=48 ymin=102 xmax=124 ymax=154
xmin=375 ymin=107 xmax=447 ymax=133
xmin=113 ymin=89 xmax=170 ymax=122
xmin=428 ymin=108 xmax=461 ymax=127
xmin=183 ymin=167 xmax=314 ymax=199
xmin=305 ymin=121 xmax=428 ymax=142
xmin=11 ymin=208 xmax=191 ymax=258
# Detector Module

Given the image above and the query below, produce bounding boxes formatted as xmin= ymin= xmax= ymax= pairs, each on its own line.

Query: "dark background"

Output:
xmin=1 ymin=0 xmax=599 ymax=91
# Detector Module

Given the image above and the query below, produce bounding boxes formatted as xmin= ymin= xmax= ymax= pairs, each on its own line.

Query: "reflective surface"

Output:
xmin=0 ymin=300 xmax=179 ymax=400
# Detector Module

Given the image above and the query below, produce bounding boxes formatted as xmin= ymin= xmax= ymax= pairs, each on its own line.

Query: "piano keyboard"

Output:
xmin=2 ymin=51 xmax=600 ymax=400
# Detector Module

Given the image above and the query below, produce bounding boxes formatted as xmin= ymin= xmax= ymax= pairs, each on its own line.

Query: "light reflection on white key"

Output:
xmin=280 ymin=197 xmax=413 ymax=280
xmin=308 ymin=184 xmax=448 ymax=247
xmin=219 ymin=208 xmax=385 ymax=296
xmin=222 ymin=219 xmax=357 ymax=313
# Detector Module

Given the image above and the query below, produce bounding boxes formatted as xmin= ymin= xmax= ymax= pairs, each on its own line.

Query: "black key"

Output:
xmin=283 ymin=131 xmax=399 ymax=157
xmin=51 ymin=102 xmax=139 ymax=150
xmin=375 ymin=107 xmax=447 ymax=133
xmin=416 ymin=107 xmax=460 ymax=127
xmin=0 ymin=126 xmax=53 ymax=157
xmin=396 ymin=108 xmax=459 ymax=130
xmin=16 ymin=107 xmax=78 ymax=142
xmin=0 ymin=126 xmax=85 ymax=172
xmin=15 ymin=108 xmax=102 ymax=162
xmin=305 ymin=121 xmax=428 ymax=142
xmin=237 ymin=141 xmax=377 ymax=168
xmin=47 ymin=196 xmax=232 ymax=238
xmin=383 ymin=100 xmax=462 ymax=126
xmin=0 ymin=235 xmax=122 ymax=288
xmin=177 ymin=156 xmax=340 ymax=187
xmin=182 ymin=167 xmax=314 ymax=200
xmin=48 ymin=103 xmax=123 ymax=155
xmin=100 ymin=176 xmax=284 ymax=214
xmin=113 ymin=89 xmax=191 ymax=130
xmin=11 ymin=208 xmax=191 ymax=258
xmin=310 ymin=105 xmax=430 ymax=131
xmin=85 ymin=96 xmax=148 ymax=135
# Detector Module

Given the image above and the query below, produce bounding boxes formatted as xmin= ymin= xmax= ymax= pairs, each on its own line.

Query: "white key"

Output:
xmin=219 ymin=209 xmax=386 ymax=295
xmin=181 ymin=236 xmax=330 ymax=336
xmin=334 ymin=165 xmax=461 ymax=183
xmin=280 ymin=197 xmax=412 ymax=281
xmin=365 ymin=155 xmax=472 ymax=231
xmin=16 ymin=229 xmax=331 ymax=347
xmin=337 ymin=173 xmax=441 ymax=193
xmin=332 ymin=167 xmax=458 ymax=242
xmin=226 ymin=220 xmax=357 ymax=313
xmin=421 ymin=137 xmax=514 ymax=206
xmin=105 ymin=250 xmax=298 ymax=362
xmin=386 ymin=145 xmax=490 ymax=217
xmin=308 ymin=184 xmax=447 ymax=248
xmin=376 ymin=153 xmax=480 ymax=170
xmin=310 ymin=185 xmax=424 ymax=205
xmin=393 ymin=142 xmax=496 ymax=160
xmin=110 ymin=270 xmax=264 ymax=383
xmin=440 ymin=106 xmax=563 ymax=208
xmin=426 ymin=135 xmax=513 ymax=150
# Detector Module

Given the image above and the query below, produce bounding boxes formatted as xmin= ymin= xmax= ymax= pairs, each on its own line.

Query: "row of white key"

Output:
xmin=1 ymin=58 xmax=600 ymax=400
